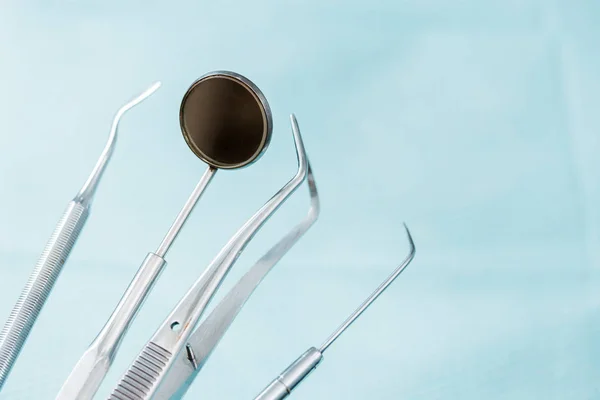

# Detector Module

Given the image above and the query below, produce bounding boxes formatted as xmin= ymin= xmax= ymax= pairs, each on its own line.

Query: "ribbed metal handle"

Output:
xmin=0 ymin=200 xmax=89 ymax=389
xmin=108 ymin=341 xmax=172 ymax=400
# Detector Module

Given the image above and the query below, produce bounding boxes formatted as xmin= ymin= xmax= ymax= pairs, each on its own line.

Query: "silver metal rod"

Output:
xmin=319 ymin=223 xmax=415 ymax=352
xmin=55 ymin=253 xmax=167 ymax=400
xmin=252 ymin=226 xmax=416 ymax=400
xmin=0 ymin=82 xmax=160 ymax=392
xmin=0 ymin=202 xmax=88 ymax=391
xmin=56 ymin=168 xmax=216 ymax=400
xmin=155 ymin=167 xmax=217 ymax=258
xmin=75 ymin=82 xmax=162 ymax=207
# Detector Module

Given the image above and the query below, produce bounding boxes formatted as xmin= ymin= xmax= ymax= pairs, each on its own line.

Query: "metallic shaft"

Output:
xmin=253 ymin=348 xmax=323 ymax=400
xmin=155 ymin=167 xmax=217 ymax=258
xmin=319 ymin=223 xmax=415 ymax=352
xmin=0 ymin=202 xmax=88 ymax=390
xmin=252 ymin=225 xmax=416 ymax=400
xmin=75 ymin=82 xmax=162 ymax=207
xmin=0 ymin=82 xmax=160 ymax=392
xmin=55 ymin=253 xmax=167 ymax=400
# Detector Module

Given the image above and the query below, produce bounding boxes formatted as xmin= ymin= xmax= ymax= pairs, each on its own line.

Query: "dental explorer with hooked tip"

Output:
xmin=0 ymin=82 xmax=161 ymax=392
xmin=253 ymin=224 xmax=416 ymax=400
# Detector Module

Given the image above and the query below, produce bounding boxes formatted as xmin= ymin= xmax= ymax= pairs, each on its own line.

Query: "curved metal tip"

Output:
xmin=118 ymin=81 xmax=161 ymax=116
xmin=289 ymin=114 xmax=308 ymax=181
xmin=319 ymin=224 xmax=417 ymax=352
xmin=403 ymin=222 xmax=416 ymax=260
xmin=74 ymin=81 xmax=162 ymax=206
xmin=306 ymin=163 xmax=320 ymax=220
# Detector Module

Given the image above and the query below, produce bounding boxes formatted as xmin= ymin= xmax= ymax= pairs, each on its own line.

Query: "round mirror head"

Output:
xmin=179 ymin=71 xmax=272 ymax=169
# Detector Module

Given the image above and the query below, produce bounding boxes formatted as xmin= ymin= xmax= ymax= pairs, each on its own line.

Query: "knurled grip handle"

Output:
xmin=108 ymin=341 xmax=173 ymax=400
xmin=0 ymin=200 xmax=89 ymax=389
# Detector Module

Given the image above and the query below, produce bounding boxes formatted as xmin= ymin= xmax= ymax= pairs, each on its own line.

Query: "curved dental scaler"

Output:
xmin=0 ymin=82 xmax=161 ymax=391
xmin=253 ymin=225 xmax=416 ymax=400
xmin=108 ymin=114 xmax=312 ymax=400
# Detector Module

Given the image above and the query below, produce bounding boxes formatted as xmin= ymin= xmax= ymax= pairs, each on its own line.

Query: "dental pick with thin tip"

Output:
xmin=253 ymin=225 xmax=416 ymax=400
xmin=0 ymin=81 xmax=161 ymax=392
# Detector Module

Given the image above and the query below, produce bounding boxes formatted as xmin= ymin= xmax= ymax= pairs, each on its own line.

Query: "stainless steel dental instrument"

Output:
xmin=153 ymin=161 xmax=319 ymax=400
xmin=253 ymin=225 xmax=416 ymax=400
xmin=108 ymin=114 xmax=311 ymax=400
xmin=56 ymin=71 xmax=273 ymax=400
xmin=137 ymin=156 xmax=318 ymax=400
xmin=0 ymin=82 xmax=161 ymax=391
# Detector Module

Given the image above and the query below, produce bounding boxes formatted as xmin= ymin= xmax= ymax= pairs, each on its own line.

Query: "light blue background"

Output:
xmin=1 ymin=0 xmax=600 ymax=399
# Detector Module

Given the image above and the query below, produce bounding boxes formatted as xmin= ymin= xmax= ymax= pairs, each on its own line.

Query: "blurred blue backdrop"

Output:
xmin=1 ymin=0 xmax=600 ymax=399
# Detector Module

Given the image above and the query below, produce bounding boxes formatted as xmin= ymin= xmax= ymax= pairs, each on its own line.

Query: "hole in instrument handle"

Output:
xmin=170 ymin=321 xmax=181 ymax=332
